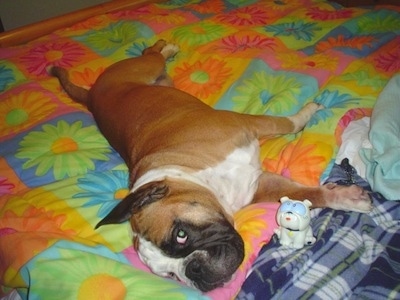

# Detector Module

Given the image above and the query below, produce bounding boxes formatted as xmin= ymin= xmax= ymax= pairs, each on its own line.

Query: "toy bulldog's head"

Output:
xmin=276 ymin=196 xmax=312 ymax=231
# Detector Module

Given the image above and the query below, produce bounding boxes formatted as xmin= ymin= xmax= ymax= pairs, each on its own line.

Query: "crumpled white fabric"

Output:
xmin=336 ymin=116 xmax=371 ymax=180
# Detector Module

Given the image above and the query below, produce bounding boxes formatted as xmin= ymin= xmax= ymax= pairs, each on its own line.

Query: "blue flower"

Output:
xmin=125 ymin=41 xmax=148 ymax=57
xmin=74 ymin=170 xmax=129 ymax=218
xmin=309 ymin=90 xmax=361 ymax=126
xmin=0 ymin=65 xmax=15 ymax=92
xmin=315 ymin=89 xmax=360 ymax=108
xmin=265 ymin=21 xmax=321 ymax=41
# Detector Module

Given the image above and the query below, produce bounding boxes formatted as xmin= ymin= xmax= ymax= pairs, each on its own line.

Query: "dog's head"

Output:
xmin=96 ymin=178 xmax=244 ymax=292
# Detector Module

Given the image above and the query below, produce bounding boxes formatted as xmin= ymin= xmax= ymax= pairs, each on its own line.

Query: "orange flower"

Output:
xmin=217 ymin=5 xmax=270 ymax=26
xmin=188 ymin=0 xmax=225 ymax=14
xmin=67 ymin=15 xmax=111 ymax=32
xmin=173 ymin=57 xmax=232 ymax=99
xmin=316 ymin=35 xmax=375 ymax=52
xmin=114 ymin=5 xmax=186 ymax=25
xmin=263 ymin=138 xmax=327 ymax=185
xmin=2 ymin=206 xmax=75 ymax=235
xmin=0 ymin=204 xmax=76 ymax=282
xmin=71 ymin=67 xmax=105 ymax=88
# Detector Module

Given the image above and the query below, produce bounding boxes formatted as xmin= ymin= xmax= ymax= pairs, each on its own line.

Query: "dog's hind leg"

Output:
xmin=143 ymin=39 xmax=179 ymax=60
xmin=247 ymin=102 xmax=372 ymax=213
xmin=142 ymin=40 xmax=179 ymax=87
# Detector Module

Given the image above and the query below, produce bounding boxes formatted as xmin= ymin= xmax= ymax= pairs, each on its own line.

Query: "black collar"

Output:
xmin=286 ymin=228 xmax=300 ymax=232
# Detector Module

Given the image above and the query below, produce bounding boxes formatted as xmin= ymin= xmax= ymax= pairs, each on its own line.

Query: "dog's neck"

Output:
xmin=130 ymin=140 xmax=262 ymax=215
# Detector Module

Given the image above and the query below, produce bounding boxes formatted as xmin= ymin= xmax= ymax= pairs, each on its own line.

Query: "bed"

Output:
xmin=1 ymin=0 xmax=399 ymax=299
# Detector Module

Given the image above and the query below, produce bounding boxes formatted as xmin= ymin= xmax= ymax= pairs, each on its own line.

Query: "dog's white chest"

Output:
xmin=194 ymin=140 xmax=262 ymax=214
xmin=132 ymin=140 xmax=262 ymax=215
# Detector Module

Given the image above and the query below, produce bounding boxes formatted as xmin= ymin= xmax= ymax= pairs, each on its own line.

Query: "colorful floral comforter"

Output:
xmin=1 ymin=0 xmax=399 ymax=299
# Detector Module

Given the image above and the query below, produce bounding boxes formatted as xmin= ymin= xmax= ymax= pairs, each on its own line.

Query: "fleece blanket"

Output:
xmin=238 ymin=160 xmax=400 ymax=299
xmin=1 ymin=0 xmax=400 ymax=299
xmin=360 ymin=73 xmax=400 ymax=200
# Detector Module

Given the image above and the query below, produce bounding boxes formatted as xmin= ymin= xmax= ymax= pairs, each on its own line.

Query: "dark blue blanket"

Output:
xmin=238 ymin=161 xmax=400 ymax=299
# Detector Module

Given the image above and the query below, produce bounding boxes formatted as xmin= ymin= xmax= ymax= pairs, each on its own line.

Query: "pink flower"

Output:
xmin=19 ymin=41 xmax=85 ymax=76
xmin=0 ymin=177 xmax=14 ymax=196
xmin=219 ymin=35 xmax=276 ymax=53
xmin=306 ymin=7 xmax=353 ymax=21
xmin=375 ymin=52 xmax=400 ymax=72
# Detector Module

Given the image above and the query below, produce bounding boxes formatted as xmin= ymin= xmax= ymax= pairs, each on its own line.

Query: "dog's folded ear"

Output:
xmin=95 ymin=181 xmax=169 ymax=229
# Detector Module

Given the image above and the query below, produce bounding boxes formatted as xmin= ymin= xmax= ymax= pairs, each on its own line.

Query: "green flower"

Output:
xmin=356 ymin=12 xmax=400 ymax=34
xmin=233 ymin=72 xmax=302 ymax=114
xmin=341 ymin=70 xmax=387 ymax=91
xmin=74 ymin=21 xmax=153 ymax=56
xmin=27 ymin=245 xmax=207 ymax=299
xmin=158 ymin=0 xmax=197 ymax=8
xmin=89 ymin=22 xmax=137 ymax=48
xmin=16 ymin=120 xmax=111 ymax=180
xmin=173 ymin=21 xmax=228 ymax=46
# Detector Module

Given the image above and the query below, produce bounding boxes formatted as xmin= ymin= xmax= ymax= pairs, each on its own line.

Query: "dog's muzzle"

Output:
xmin=183 ymin=228 xmax=244 ymax=291
xmin=137 ymin=221 xmax=244 ymax=292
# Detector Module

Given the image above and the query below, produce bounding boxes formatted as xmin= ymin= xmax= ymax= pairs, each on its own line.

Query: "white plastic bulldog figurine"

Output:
xmin=275 ymin=196 xmax=316 ymax=249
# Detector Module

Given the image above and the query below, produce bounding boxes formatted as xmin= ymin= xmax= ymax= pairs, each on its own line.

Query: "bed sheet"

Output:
xmin=1 ymin=0 xmax=400 ymax=299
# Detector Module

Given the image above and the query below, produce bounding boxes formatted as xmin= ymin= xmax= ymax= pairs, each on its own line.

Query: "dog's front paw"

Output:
xmin=324 ymin=183 xmax=372 ymax=213
xmin=161 ymin=43 xmax=180 ymax=59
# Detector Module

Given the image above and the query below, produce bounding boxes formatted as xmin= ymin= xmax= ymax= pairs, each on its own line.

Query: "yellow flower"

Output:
xmin=234 ymin=203 xmax=278 ymax=269
xmin=277 ymin=52 xmax=338 ymax=72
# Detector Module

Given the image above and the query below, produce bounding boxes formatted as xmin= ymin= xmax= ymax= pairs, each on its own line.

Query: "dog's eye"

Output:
xmin=292 ymin=203 xmax=307 ymax=216
xmin=176 ymin=229 xmax=188 ymax=244
xmin=280 ymin=201 xmax=292 ymax=212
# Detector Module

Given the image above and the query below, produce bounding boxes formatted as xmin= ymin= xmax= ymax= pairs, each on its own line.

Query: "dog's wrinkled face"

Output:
xmin=135 ymin=218 xmax=244 ymax=291
xmin=96 ymin=178 xmax=245 ymax=292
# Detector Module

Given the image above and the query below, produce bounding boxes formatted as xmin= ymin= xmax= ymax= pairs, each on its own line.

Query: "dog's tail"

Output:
xmin=49 ymin=66 xmax=89 ymax=105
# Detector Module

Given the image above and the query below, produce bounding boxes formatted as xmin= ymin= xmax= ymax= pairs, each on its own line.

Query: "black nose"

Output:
xmin=186 ymin=259 xmax=202 ymax=276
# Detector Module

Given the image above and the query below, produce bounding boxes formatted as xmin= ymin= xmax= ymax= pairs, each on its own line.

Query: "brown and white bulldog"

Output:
xmin=50 ymin=40 xmax=371 ymax=292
